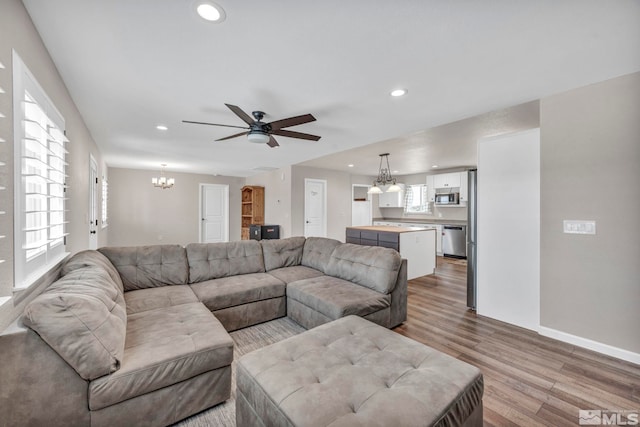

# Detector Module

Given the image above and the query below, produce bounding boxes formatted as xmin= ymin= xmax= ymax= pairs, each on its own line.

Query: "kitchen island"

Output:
xmin=346 ymin=226 xmax=437 ymax=279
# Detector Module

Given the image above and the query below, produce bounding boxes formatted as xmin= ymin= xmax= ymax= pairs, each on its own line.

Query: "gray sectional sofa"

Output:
xmin=0 ymin=236 xmax=407 ymax=427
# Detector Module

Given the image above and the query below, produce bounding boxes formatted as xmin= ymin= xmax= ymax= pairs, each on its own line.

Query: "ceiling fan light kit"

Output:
xmin=247 ymin=131 xmax=270 ymax=144
xmin=368 ymin=153 xmax=401 ymax=194
xmin=183 ymin=103 xmax=321 ymax=148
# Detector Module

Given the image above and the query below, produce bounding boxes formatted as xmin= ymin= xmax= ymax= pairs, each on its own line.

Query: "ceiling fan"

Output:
xmin=183 ymin=104 xmax=321 ymax=148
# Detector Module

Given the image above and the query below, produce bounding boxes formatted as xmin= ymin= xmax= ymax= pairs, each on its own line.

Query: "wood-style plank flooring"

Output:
xmin=394 ymin=257 xmax=640 ymax=426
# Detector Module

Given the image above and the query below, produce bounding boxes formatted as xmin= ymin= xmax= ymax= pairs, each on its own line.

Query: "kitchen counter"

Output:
xmin=346 ymin=226 xmax=436 ymax=279
xmin=348 ymin=225 xmax=429 ymax=233
xmin=373 ymin=218 xmax=467 ymax=226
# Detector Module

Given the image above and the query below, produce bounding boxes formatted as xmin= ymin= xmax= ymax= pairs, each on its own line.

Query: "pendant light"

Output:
xmin=368 ymin=153 xmax=401 ymax=193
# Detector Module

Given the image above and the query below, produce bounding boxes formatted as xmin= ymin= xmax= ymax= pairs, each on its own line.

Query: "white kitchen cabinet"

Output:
xmin=459 ymin=171 xmax=469 ymax=203
xmin=423 ymin=223 xmax=443 ymax=255
xmin=377 ymin=184 xmax=406 ymax=208
xmin=433 ymin=172 xmax=461 ymax=189
xmin=425 ymin=175 xmax=436 ymax=202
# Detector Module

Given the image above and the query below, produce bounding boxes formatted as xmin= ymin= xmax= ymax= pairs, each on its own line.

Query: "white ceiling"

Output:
xmin=22 ymin=0 xmax=640 ymax=177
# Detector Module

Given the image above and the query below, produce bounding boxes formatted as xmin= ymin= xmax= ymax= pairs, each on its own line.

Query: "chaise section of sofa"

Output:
xmin=1 ymin=249 xmax=234 ymax=427
xmin=287 ymin=243 xmax=407 ymax=329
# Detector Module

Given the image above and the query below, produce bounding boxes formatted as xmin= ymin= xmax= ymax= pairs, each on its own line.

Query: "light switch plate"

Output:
xmin=563 ymin=220 xmax=596 ymax=235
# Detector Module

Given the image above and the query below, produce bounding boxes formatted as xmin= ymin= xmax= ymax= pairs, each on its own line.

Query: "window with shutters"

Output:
xmin=13 ymin=53 xmax=69 ymax=290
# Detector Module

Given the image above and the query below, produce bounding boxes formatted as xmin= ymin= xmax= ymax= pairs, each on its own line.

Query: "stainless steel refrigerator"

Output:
xmin=466 ymin=169 xmax=477 ymax=309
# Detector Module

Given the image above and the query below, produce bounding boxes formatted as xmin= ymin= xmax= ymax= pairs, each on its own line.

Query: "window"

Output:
xmin=101 ymin=175 xmax=108 ymax=227
xmin=13 ymin=52 xmax=69 ymax=289
xmin=404 ymin=184 xmax=431 ymax=214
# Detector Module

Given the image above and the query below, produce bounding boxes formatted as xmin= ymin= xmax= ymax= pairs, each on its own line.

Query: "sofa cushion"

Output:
xmin=301 ymin=237 xmax=341 ymax=273
xmin=261 ymin=236 xmax=306 ymax=271
xmin=190 ymin=273 xmax=285 ymax=312
xmin=62 ymin=250 xmax=124 ymax=292
xmin=99 ymin=245 xmax=189 ymax=291
xmin=23 ymin=266 xmax=127 ymax=380
xmin=287 ymin=275 xmax=390 ymax=320
xmin=325 ymin=243 xmax=402 ymax=294
xmin=267 ymin=265 xmax=324 ymax=284
xmin=89 ymin=302 xmax=233 ymax=411
xmin=124 ymin=285 xmax=199 ymax=314
xmin=186 ymin=241 xmax=265 ymax=283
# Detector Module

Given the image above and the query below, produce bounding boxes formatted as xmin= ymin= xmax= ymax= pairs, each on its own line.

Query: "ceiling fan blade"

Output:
xmin=272 ymin=129 xmax=321 ymax=141
xmin=215 ymin=131 xmax=249 ymax=141
xmin=182 ymin=120 xmax=249 ymax=130
xmin=225 ymin=104 xmax=255 ymax=125
xmin=267 ymin=136 xmax=280 ymax=148
xmin=268 ymin=114 xmax=316 ymax=131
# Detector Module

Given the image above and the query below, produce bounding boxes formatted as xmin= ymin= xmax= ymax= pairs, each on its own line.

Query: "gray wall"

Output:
xmin=107 ymin=168 xmax=244 ymax=246
xmin=245 ymin=166 xmax=292 ymax=238
xmin=0 ymin=0 xmax=107 ymax=330
xmin=540 ymin=72 xmax=640 ymax=353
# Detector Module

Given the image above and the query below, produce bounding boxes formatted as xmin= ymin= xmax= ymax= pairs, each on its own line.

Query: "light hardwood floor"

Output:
xmin=394 ymin=257 xmax=640 ymax=426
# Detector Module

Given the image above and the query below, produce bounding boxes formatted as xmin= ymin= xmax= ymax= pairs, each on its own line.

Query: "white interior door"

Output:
xmin=304 ymin=178 xmax=327 ymax=237
xmin=200 ymin=184 xmax=229 ymax=243
xmin=88 ymin=155 xmax=98 ymax=249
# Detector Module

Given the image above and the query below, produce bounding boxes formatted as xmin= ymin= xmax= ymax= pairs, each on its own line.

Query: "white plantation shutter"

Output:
xmin=14 ymin=53 xmax=69 ymax=289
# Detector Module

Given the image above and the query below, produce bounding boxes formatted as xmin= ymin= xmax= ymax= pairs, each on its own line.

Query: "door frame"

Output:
xmin=304 ymin=178 xmax=327 ymax=237
xmin=88 ymin=154 xmax=98 ymax=249
xmin=198 ymin=183 xmax=229 ymax=243
xmin=351 ymin=184 xmax=372 ymax=226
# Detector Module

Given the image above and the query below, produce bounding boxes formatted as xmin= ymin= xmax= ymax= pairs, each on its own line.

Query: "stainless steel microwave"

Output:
xmin=435 ymin=192 xmax=460 ymax=205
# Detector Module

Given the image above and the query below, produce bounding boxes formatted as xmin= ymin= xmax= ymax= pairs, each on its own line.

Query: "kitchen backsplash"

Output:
xmin=373 ymin=205 xmax=467 ymax=222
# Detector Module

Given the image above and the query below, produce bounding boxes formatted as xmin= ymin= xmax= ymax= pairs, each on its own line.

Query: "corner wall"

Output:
xmin=0 ymin=0 xmax=107 ymax=330
xmin=245 ymin=166 xmax=292 ymax=237
xmin=107 ymin=168 xmax=244 ymax=246
xmin=540 ymin=72 xmax=640 ymax=356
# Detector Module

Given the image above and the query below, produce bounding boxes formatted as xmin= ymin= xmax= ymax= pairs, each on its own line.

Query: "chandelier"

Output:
xmin=151 ymin=164 xmax=175 ymax=189
xmin=367 ymin=153 xmax=402 ymax=194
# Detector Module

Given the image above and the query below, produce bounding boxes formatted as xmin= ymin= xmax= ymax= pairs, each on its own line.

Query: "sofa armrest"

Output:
xmin=0 ymin=319 xmax=89 ymax=427
xmin=390 ymin=259 xmax=408 ymax=328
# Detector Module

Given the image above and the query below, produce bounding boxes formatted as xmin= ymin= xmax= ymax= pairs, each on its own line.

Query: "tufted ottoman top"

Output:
xmin=236 ymin=315 xmax=483 ymax=427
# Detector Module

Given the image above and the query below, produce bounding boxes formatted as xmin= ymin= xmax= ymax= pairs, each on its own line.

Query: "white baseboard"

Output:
xmin=538 ymin=326 xmax=640 ymax=365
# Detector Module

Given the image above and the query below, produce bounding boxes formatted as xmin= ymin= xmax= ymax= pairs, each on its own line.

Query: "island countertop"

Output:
xmin=347 ymin=225 xmax=432 ymax=233
xmin=346 ymin=226 xmax=436 ymax=279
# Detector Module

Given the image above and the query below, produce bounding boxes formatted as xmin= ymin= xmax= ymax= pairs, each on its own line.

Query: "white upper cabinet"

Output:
xmin=459 ymin=171 xmax=469 ymax=203
xmin=378 ymin=184 xmax=406 ymax=208
xmin=425 ymin=175 xmax=436 ymax=202
xmin=433 ymin=172 xmax=461 ymax=189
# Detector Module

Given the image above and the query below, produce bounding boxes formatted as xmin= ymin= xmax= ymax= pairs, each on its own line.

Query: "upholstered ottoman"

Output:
xmin=236 ymin=315 xmax=483 ymax=427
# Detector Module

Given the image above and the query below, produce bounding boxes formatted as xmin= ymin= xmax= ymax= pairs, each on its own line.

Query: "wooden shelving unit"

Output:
xmin=241 ymin=186 xmax=264 ymax=240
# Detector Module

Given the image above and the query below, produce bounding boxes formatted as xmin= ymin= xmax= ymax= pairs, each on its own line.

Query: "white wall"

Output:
xmin=107 ymin=168 xmax=244 ymax=246
xmin=477 ymin=128 xmax=540 ymax=331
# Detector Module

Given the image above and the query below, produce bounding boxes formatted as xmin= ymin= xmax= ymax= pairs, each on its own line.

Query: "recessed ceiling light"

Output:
xmin=196 ymin=2 xmax=226 ymax=22
xmin=156 ymin=125 xmax=168 ymax=131
xmin=390 ymin=88 xmax=407 ymax=97
xmin=432 ymin=165 xmax=439 ymax=168
xmin=348 ymin=164 xmax=354 ymax=168
xmin=393 ymin=170 xmax=399 ymax=174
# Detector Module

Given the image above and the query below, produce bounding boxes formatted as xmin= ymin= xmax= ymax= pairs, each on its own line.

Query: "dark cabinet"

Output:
xmin=345 ymin=228 xmax=400 ymax=251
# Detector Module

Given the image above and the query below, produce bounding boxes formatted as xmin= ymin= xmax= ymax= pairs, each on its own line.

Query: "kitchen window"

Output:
xmin=404 ymin=184 xmax=431 ymax=214
xmin=13 ymin=52 xmax=69 ymax=290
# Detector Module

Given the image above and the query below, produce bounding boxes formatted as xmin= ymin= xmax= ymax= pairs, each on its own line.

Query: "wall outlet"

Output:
xmin=563 ymin=220 xmax=596 ymax=235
